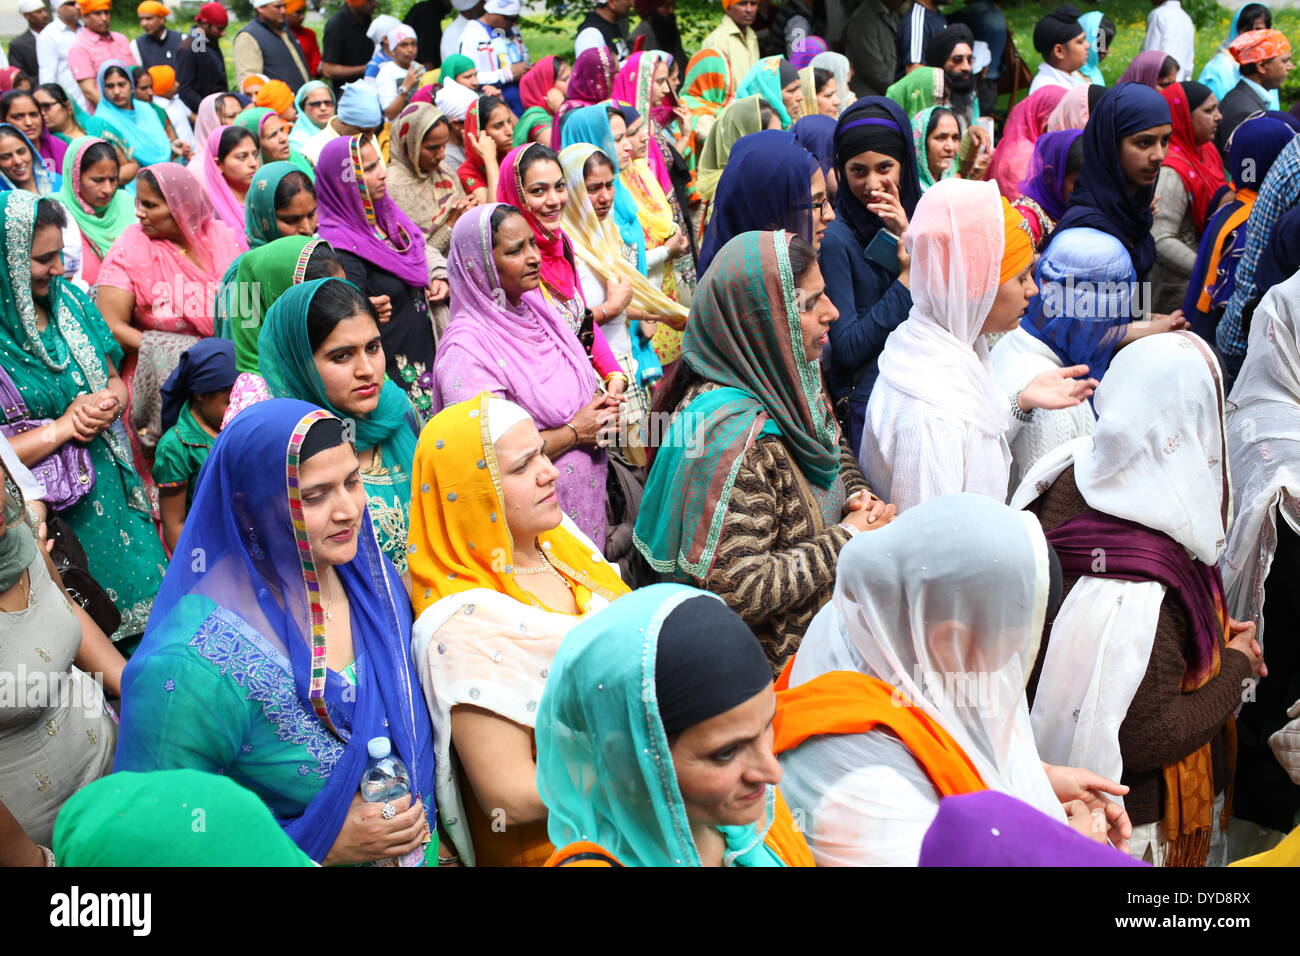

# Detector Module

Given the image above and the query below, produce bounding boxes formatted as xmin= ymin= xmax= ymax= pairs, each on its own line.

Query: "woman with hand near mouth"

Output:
xmin=537 ymin=583 xmax=815 ymax=867
xmin=860 ymin=178 xmax=1097 ymax=514
xmin=639 ymin=231 xmax=893 ymax=673
xmin=435 ymin=203 xmax=621 ymax=548
xmin=256 ymin=278 xmax=422 ymax=579
xmin=407 ymin=392 xmax=629 ymax=867
xmin=116 ymin=400 xmax=437 ymax=867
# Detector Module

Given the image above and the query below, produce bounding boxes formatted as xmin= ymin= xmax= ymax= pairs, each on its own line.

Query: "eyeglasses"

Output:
xmin=798 ymin=196 xmax=833 ymax=213
xmin=304 ymin=100 xmax=333 ymax=109
xmin=34 ymin=100 xmax=58 ymax=112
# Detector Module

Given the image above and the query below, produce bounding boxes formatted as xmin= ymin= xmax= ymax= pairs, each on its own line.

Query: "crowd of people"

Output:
xmin=0 ymin=0 xmax=1299 ymax=870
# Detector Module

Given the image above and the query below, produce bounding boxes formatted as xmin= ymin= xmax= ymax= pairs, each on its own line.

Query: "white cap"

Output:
xmin=435 ymin=81 xmax=476 ymax=120
xmin=366 ymin=13 xmax=401 ymax=45
xmin=251 ymin=0 xmax=278 ymax=8
xmin=18 ymin=0 xmax=47 ymax=14
xmin=487 ymin=398 xmax=533 ymax=444
xmin=386 ymin=24 xmax=416 ymax=49
xmin=483 ymin=0 xmax=521 ymax=15
xmin=575 ymin=26 xmax=605 ymax=58
xmin=451 ymin=0 xmax=479 ymax=9
xmin=367 ymin=737 xmax=392 ymax=759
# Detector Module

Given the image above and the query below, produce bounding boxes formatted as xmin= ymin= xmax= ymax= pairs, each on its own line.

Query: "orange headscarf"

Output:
xmin=255 ymin=79 xmax=295 ymax=115
xmin=136 ymin=0 xmax=170 ymax=16
xmin=147 ymin=65 xmax=176 ymax=97
xmin=1229 ymin=28 xmax=1291 ymax=64
xmin=284 ymin=0 xmax=305 ymax=11
xmin=1000 ymin=198 xmax=1035 ymax=284
xmin=78 ymin=0 xmax=112 ymax=13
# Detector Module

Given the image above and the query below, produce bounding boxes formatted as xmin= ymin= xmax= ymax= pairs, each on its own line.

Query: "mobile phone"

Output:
xmin=864 ymin=228 xmax=900 ymax=274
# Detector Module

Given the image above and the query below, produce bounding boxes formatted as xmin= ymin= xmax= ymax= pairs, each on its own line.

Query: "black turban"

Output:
xmin=924 ymin=24 xmax=975 ymax=69
xmin=1032 ymin=4 xmax=1085 ymax=58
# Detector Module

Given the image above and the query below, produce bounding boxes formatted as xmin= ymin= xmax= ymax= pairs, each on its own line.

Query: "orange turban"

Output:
xmin=78 ymin=0 xmax=112 ymax=13
xmin=1229 ymin=29 xmax=1291 ymax=65
xmin=345 ymin=0 xmax=370 ymax=7
xmin=284 ymin=0 xmax=305 ymax=11
xmin=255 ymin=79 xmax=295 ymax=115
xmin=136 ymin=1 xmax=170 ymax=16
xmin=1000 ymin=198 xmax=1034 ymax=284
xmin=240 ymin=72 xmax=268 ymax=94
xmin=147 ymin=64 xmax=176 ymax=96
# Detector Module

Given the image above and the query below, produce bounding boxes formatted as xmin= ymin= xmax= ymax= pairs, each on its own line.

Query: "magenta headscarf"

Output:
xmin=1119 ymin=50 xmax=1171 ymax=87
xmin=315 ymin=134 xmax=429 ymax=288
xmin=610 ymin=50 xmax=675 ymax=192
xmin=434 ymin=202 xmax=595 ymax=426
xmin=496 ymin=142 xmax=582 ymax=301
xmin=790 ymin=35 xmax=829 ymax=70
xmin=986 ymin=85 xmax=1066 ymax=201
xmin=551 ymin=46 xmax=617 ymax=149
xmin=202 ymin=124 xmax=252 ymax=232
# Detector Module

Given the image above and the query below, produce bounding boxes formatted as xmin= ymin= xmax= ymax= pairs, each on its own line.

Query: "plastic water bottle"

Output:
xmin=360 ymin=736 xmax=424 ymax=867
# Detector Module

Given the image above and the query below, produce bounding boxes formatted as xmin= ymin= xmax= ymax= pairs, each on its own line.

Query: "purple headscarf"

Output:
xmin=315 ymin=134 xmax=429 ymax=288
xmin=1017 ymin=128 xmax=1083 ymax=223
xmin=433 ymin=203 xmax=608 ymax=544
xmin=1118 ymin=50 xmax=1171 ymax=87
xmin=790 ymin=35 xmax=828 ymax=70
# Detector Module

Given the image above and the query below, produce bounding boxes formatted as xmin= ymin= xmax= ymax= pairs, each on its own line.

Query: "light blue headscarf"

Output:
xmin=535 ymin=584 xmax=788 ymax=867
xmin=92 ymin=60 xmax=171 ymax=167
xmin=1077 ymin=11 xmax=1106 ymax=86
xmin=1199 ymin=4 xmax=1281 ymax=108
xmin=290 ymin=81 xmax=334 ymax=151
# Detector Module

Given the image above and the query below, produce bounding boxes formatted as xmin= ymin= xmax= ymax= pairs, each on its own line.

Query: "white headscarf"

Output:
xmin=436 ymin=81 xmax=477 ymax=121
xmin=367 ymin=14 xmax=402 ymax=48
xmin=1224 ymin=271 xmax=1300 ymax=643
xmin=786 ymin=493 xmax=1064 ymax=828
xmin=876 ymin=178 xmax=1010 ymax=438
xmin=575 ymin=27 xmax=606 ymax=59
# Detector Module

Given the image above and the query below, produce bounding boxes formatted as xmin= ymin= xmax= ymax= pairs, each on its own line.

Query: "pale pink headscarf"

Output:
xmin=1046 ymin=84 xmax=1091 ymax=132
xmin=202 ymin=124 xmax=254 ymax=232
xmin=193 ymin=92 xmax=234 ymax=150
xmin=985 ymin=86 xmax=1067 ymax=201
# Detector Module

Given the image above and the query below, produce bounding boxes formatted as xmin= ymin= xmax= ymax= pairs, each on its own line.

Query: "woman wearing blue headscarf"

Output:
xmin=1183 ymin=114 xmax=1296 ymax=340
xmin=115 ymin=399 xmax=437 ymax=866
xmin=536 ymin=584 xmax=814 ymax=867
xmin=817 ymin=96 xmax=920 ymax=453
xmin=1199 ymin=3 xmax=1278 ymax=107
xmin=0 ymin=122 xmax=59 ymax=193
xmin=1076 ymin=11 xmax=1113 ymax=86
xmin=792 ymin=113 xmax=836 ymax=196
xmin=560 ymin=104 xmax=647 ymax=273
xmin=92 ymin=61 xmax=172 ymax=168
xmin=698 ymin=130 xmax=829 ymax=275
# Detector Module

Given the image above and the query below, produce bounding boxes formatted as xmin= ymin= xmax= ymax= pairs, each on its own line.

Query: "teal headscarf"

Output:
xmin=535 ymin=584 xmax=787 ymax=867
xmin=236 ymin=107 xmax=315 ymax=181
xmin=737 ymin=55 xmax=794 ymax=128
xmin=92 ymin=60 xmax=170 ymax=167
xmin=912 ymin=106 xmax=958 ymax=191
xmin=1078 ymin=11 xmax=1106 ymax=86
xmin=257 ymin=278 xmax=419 ymax=470
xmin=634 ymin=229 xmax=840 ymax=580
xmin=290 ymin=80 xmax=333 ymax=150
xmin=244 ymin=160 xmax=306 ymax=249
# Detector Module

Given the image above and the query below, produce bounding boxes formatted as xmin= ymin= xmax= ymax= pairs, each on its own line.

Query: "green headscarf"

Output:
xmin=736 ymin=55 xmax=793 ymax=128
xmin=56 ymin=136 xmax=136 ymax=261
xmin=244 ymin=160 xmax=305 ymax=249
xmin=54 ymin=770 xmax=317 ymax=866
xmin=439 ymin=53 xmax=475 ymax=85
xmin=258 ymin=278 xmax=420 ymax=471
xmin=886 ymin=66 xmax=945 ymax=119
xmin=695 ymin=94 xmax=766 ymax=202
xmin=0 ymin=472 xmax=37 ymax=593
xmin=225 ymin=235 xmax=320 ymax=373
xmin=912 ymin=106 xmax=958 ymax=191
xmin=236 ymin=107 xmax=315 ymax=180
xmin=535 ymin=584 xmax=788 ymax=867
xmin=634 ymin=230 xmax=840 ymax=579
xmin=513 ymin=105 xmax=552 ymax=146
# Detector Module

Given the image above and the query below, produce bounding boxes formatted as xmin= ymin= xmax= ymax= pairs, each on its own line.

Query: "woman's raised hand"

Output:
xmin=323 ymin=791 xmax=429 ymax=867
xmin=1019 ymin=365 xmax=1098 ymax=412
xmin=604 ymin=277 xmax=634 ymax=317
xmin=866 ymin=174 xmax=909 ymax=237
xmin=569 ymin=394 xmax=618 ymax=446
xmin=369 ymin=295 xmax=393 ymax=324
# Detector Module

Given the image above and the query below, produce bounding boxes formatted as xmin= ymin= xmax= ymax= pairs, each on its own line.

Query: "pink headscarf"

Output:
xmin=985 ymin=86 xmax=1067 ymax=201
xmin=496 ymin=142 xmax=582 ymax=302
xmin=610 ymin=50 xmax=675 ymax=193
xmin=193 ymin=92 xmax=233 ymax=150
xmin=1046 ymin=84 xmax=1090 ymax=132
xmin=202 ymin=124 xmax=253 ymax=232
xmin=1119 ymin=50 xmax=1171 ymax=87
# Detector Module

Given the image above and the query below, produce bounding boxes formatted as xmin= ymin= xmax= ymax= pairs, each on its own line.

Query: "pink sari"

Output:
xmin=986 ymin=86 xmax=1066 ymax=201
xmin=1046 ymin=85 xmax=1091 ymax=132
xmin=201 ymin=124 xmax=254 ymax=233
xmin=611 ymin=50 xmax=676 ymax=194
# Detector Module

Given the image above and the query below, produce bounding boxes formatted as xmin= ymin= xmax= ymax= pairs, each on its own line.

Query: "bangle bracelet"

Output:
xmin=37 ymin=844 xmax=55 ymax=867
xmin=1010 ymin=390 xmax=1034 ymax=422
xmin=563 ymin=422 xmax=580 ymax=444
xmin=602 ymin=371 xmax=628 ymax=385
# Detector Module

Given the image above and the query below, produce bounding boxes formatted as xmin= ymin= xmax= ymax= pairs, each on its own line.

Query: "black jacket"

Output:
xmin=176 ymin=29 xmax=228 ymax=114
xmin=1216 ymin=78 xmax=1270 ymax=157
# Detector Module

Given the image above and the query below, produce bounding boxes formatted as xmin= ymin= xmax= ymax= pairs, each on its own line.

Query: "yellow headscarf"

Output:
xmin=798 ymin=66 xmax=817 ymax=121
xmin=408 ymin=392 xmax=629 ymax=617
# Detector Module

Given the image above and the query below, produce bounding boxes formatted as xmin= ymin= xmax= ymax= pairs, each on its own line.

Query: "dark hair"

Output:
xmin=582 ymin=149 xmax=615 ymax=178
xmin=0 ymin=124 xmax=31 ymax=153
xmin=1160 ymin=56 xmax=1180 ymax=79
xmin=420 ymin=115 xmax=451 ymax=142
xmin=302 ymin=242 xmax=346 ymax=281
xmin=274 ymin=169 xmax=315 ymax=211
xmin=0 ymin=90 xmax=38 ymax=123
xmin=1066 ymin=134 xmax=1085 ymax=177
xmin=136 ymin=167 xmax=159 ymax=194
xmin=478 ymin=94 xmax=506 ymax=127
xmin=1087 ymin=83 xmax=1106 ymax=112
xmin=490 ymin=202 xmax=524 ymax=238
xmin=1241 ymin=61 xmax=1259 ymax=77
xmin=102 ymin=64 xmax=131 ymax=87
xmin=517 ymin=142 xmax=561 ymax=183
xmin=79 ymin=140 xmax=119 ymax=174
xmin=926 ymin=106 xmax=956 ymax=137
xmin=1239 ymin=3 xmax=1271 ymax=31
xmin=217 ymin=125 xmax=256 ymax=162
xmin=1098 ymin=16 xmax=1116 ymax=47
xmin=131 ymin=66 xmax=151 ymax=88
xmin=36 ymin=83 xmax=69 ymax=106
xmin=787 ymin=233 xmax=816 ymax=283
xmin=759 ymin=102 xmax=775 ymax=128
xmin=306 ymin=278 xmax=380 ymax=352
xmin=814 ymin=67 xmax=834 ymax=93
xmin=34 ymin=197 xmax=67 ymax=232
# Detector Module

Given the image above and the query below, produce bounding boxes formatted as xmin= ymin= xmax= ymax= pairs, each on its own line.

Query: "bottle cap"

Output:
xmin=367 ymin=736 xmax=391 ymax=759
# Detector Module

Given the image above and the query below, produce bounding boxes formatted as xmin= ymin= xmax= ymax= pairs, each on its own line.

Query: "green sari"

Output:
xmin=258 ymin=279 xmax=420 ymax=575
xmin=224 ymin=235 xmax=323 ymax=374
xmin=56 ymin=136 xmax=137 ymax=263
xmin=634 ymin=230 xmax=840 ymax=579
xmin=886 ymin=66 xmax=945 ymax=120
xmin=695 ymin=94 xmax=766 ymax=202
xmin=0 ymin=191 xmax=166 ymax=644
xmin=236 ymin=108 xmax=315 ymax=181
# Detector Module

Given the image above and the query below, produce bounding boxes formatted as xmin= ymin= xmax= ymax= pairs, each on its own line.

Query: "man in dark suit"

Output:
xmin=9 ymin=0 xmax=52 ymax=80
xmin=1216 ymin=28 xmax=1293 ymax=157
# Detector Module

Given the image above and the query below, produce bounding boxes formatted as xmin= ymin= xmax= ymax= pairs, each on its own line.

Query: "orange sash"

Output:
xmin=773 ymin=658 xmax=989 ymax=798
xmin=1195 ymin=188 xmax=1256 ymax=314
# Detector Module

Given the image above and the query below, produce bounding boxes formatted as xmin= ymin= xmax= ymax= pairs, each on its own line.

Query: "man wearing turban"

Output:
xmin=702 ymin=0 xmax=761 ymax=82
xmin=175 ymin=2 xmax=229 ymax=115
xmin=36 ymin=0 xmax=89 ymax=110
xmin=1217 ymin=28 xmax=1294 ymax=155
xmin=68 ymin=0 xmax=139 ymax=106
xmin=130 ymin=1 xmax=181 ymax=70
xmin=1028 ymin=5 xmax=1090 ymax=93
xmin=284 ymin=0 xmax=321 ymax=77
